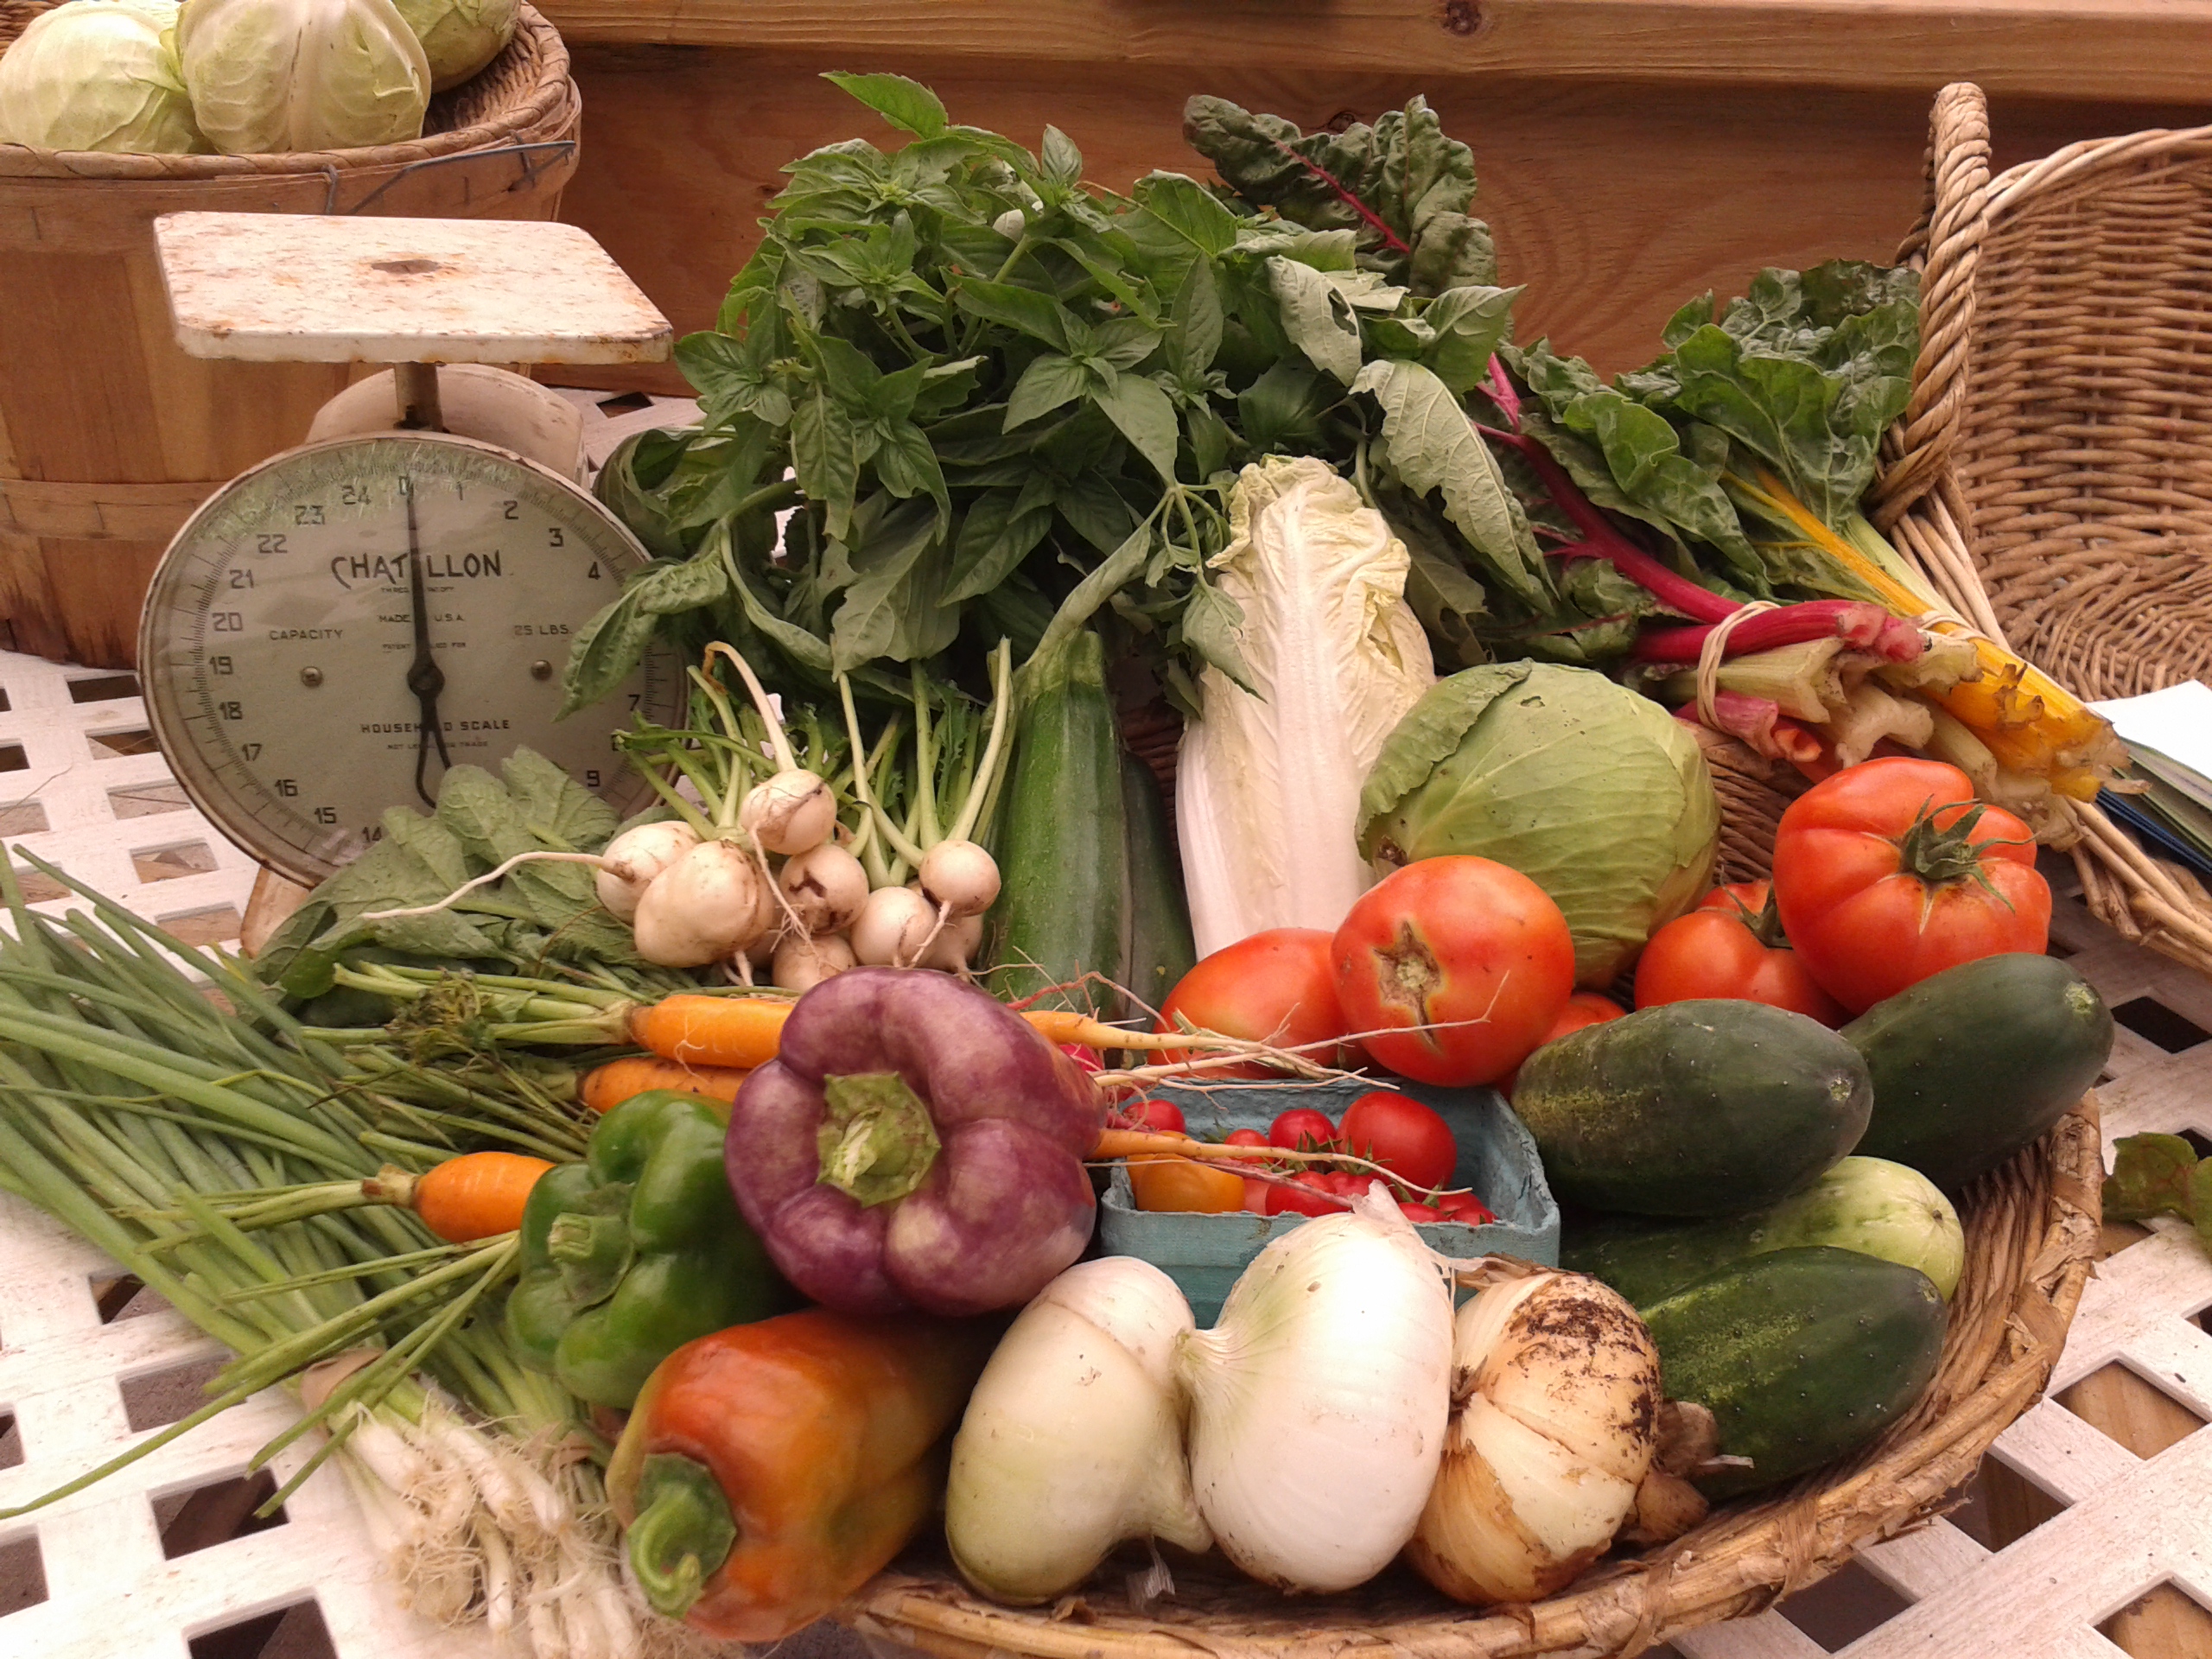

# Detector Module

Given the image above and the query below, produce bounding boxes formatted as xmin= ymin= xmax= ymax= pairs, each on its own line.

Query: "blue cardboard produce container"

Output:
xmin=1097 ymin=1077 xmax=1559 ymax=1326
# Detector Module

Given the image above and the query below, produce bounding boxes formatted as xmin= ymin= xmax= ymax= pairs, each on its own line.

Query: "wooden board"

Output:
xmin=547 ymin=38 xmax=2212 ymax=396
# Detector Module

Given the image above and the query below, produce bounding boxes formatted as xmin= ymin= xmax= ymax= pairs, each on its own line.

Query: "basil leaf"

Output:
xmin=1005 ymin=353 xmax=1094 ymax=429
xmin=829 ymin=499 xmax=943 ymax=670
xmin=791 ymin=387 xmax=861 ymax=542
xmin=1132 ymin=171 xmax=1243 ymax=257
xmin=1178 ymin=577 xmax=1255 ymax=694
xmin=1268 ymin=257 xmax=1363 ymax=385
xmin=947 ymin=491 xmax=1054 ymax=602
xmin=1092 ymin=374 xmax=1182 ymax=486
xmin=952 ymin=278 xmax=1071 ymax=351
xmin=559 ymin=585 xmax=655 ymax=719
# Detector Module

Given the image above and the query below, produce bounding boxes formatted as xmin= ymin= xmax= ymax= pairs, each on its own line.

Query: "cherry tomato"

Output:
xmin=1399 ymin=1202 xmax=1444 ymax=1224
xmin=1337 ymin=1091 xmax=1458 ymax=1191
xmin=1436 ymin=1191 xmax=1497 ymax=1224
xmin=1241 ymin=1177 xmax=1274 ymax=1212
xmin=1116 ymin=1096 xmax=1186 ymax=1134
xmin=1771 ymin=758 xmax=2050 ymax=1013
xmin=1158 ymin=929 xmax=1363 ymax=1079
xmin=1265 ymin=1173 xmax=1346 ymax=1217
xmin=1224 ymin=1128 xmax=1269 ymax=1148
xmin=1128 ymin=1156 xmax=1247 ymax=1214
xmin=1634 ymin=881 xmax=1846 ymax=1026
xmin=1268 ymin=1107 xmax=1340 ymax=1154
xmin=1501 ymin=992 xmax=1624 ymax=1096
xmin=1058 ymin=1043 xmax=1104 ymax=1074
xmin=1330 ymin=856 xmax=1576 ymax=1086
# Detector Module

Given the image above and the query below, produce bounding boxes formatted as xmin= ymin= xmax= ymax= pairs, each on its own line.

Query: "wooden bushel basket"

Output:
xmin=1872 ymin=82 xmax=2212 ymax=980
xmin=835 ymin=87 xmax=2113 ymax=1659
xmin=0 ymin=2 xmax=582 ymax=671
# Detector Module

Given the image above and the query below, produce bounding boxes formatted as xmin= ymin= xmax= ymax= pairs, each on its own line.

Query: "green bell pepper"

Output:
xmin=507 ymin=1090 xmax=786 ymax=1408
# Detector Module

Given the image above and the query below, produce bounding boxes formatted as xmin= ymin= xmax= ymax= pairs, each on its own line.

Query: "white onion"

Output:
xmin=630 ymin=839 xmax=770 ymax=968
xmin=1177 ymin=1208 xmax=1453 ymax=1593
xmin=947 ymin=1259 xmax=1211 ymax=1604
xmin=739 ymin=769 xmax=837 ymax=856
xmin=849 ymin=885 xmax=938 ymax=968
xmin=777 ymin=842 xmax=870 ymax=936
xmin=593 ymin=819 xmax=701 ymax=922
xmin=1407 ymin=1271 xmax=1661 ymax=1605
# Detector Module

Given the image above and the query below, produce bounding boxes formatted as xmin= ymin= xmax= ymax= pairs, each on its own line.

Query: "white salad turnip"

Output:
xmin=772 ymin=931 xmax=857 ymax=993
xmin=849 ymin=885 xmax=939 ymax=968
xmin=592 ymin=819 xmax=702 ymax=922
xmin=778 ymin=842 xmax=870 ymax=935
xmin=917 ymin=909 xmax=983 ymax=972
xmin=918 ymin=839 xmax=1001 ymax=918
xmin=631 ymin=839 xmax=772 ymax=968
xmin=740 ymin=769 xmax=838 ymax=856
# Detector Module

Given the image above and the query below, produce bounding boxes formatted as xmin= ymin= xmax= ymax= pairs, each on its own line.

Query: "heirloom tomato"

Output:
xmin=1634 ymin=881 xmax=1846 ymax=1026
xmin=1770 ymin=758 xmax=2050 ymax=1014
xmin=1157 ymin=928 xmax=1360 ymax=1078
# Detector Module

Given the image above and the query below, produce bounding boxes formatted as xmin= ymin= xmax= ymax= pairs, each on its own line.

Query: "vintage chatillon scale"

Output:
xmin=135 ymin=212 xmax=691 ymax=941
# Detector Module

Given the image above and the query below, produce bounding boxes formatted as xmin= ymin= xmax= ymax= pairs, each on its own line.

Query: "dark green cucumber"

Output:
xmin=1120 ymin=750 xmax=1196 ymax=1017
xmin=1561 ymin=1155 xmax=1964 ymax=1306
xmin=1641 ymin=1246 xmax=1947 ymax=1498
xmin=986 ymin=628 xmax=1127 ymax=1017
xmin=1511 ymin=999 xmax=1872 ymax=1216
xmin=1843 ymin=952 xmax=2113 ymax=1192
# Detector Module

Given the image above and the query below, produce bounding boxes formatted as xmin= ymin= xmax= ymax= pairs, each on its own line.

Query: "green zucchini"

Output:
xmin=1511 ymin=999 xmax=1872 ymax=1217
xmin=1120 ymin=750 xmax=1196 ymax=1017
xmin=985 ymin=629 xmax=1127 ymax=1017
xmin=1640 ymin=1245 xmax=1948 ymax=1498
xmin=1843 ymin=953 xmax=2113 ymax=1192
xmin=1561 ymin=1156 xmax=1964 ymax=1306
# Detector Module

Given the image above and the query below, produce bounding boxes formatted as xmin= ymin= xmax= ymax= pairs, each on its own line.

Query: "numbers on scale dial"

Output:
xmin=143 ymin=434 xmax=683 ymax=885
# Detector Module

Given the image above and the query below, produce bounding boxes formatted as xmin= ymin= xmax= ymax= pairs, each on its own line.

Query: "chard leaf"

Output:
xmin=1417 ymin=284 xmax=1519 ymax=394
xmin=1236 ymin=359 xmax=1337 ymax=454
xmin=1355 ymin=358 xmax=1547 ymax=607
xmin=822 ymin=72 xmax=949 ymax=139
xmin=1409 ymin=210 xmax=1497 ymax=294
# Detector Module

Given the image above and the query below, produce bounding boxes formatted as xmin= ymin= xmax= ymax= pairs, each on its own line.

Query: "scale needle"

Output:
xmin=403 ymin=480 xmax=451 ymax=807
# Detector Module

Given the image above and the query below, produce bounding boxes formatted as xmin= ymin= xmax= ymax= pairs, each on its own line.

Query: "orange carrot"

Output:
xmin=1091 ymin=1128 xmax=1287 ymax=1164
xmin=365 ymin=1153 xmax=552 ymax=1243
xmin=581 ymin=1055 xmax=752 ymax=1113
xmin=627 ymin=995 xmax=792 ymax=1070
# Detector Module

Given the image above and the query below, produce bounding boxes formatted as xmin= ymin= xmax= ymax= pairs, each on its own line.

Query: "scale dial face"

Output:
xmin=141 ymin=432 xmax=687 ymax=886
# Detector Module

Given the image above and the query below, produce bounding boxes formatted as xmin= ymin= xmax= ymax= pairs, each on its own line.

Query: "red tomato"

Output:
xmin=1501 ymin=992 xmax=1624 ymax=1096
xmin=1241 ymin=1177 xmax=1274 ymax=1212
xmin=1265 ymin=1173 xmax=1345 ymax=1217
xmin=1057 ymin=1043 xmax=1104 ymax=1074
xmin=1330 ymin=857 xmax=1576 ymax=1086
xmin=1771 ymin=758 xmax=2051 ymax=1013
xmin=1268 ymin=1108 xmax=1340 ymax=1154
xmin=1159 ymin=929 xmax=1362 ymax=1078
xmin=1337 ymin=1092 xmax=1458 ymax=1191
xmin=1116 ymin=1096 xmax=1186 ymax=1134
xmin=1634 ymin=882 xmax=1847 ymax=1026
xmin=1224 ymin=1128 xmax=1269 ymax=1148
xmin=1399 ymin=1202 xmax=1443 ymax=1224
xmin=1436 ymin=1191 xmax=1496 ymax=1224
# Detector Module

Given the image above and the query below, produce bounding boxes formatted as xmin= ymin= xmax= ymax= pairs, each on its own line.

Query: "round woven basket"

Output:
xmin=1872 ymin=81 xmax=2212 ymax=977
xmin=0 ymin=2 xmax=582 ymax=670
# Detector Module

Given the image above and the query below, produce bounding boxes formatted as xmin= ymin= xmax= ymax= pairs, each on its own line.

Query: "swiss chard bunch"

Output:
xmin=563 ymin=77 xmax=1545 ymax=718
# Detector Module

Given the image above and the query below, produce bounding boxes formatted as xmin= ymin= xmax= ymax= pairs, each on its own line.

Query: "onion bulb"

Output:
xmin=772 ymin=931 xmax=856 ymax=994
xmin=1177 ymin=1207 xmax=1453 ymax=1593
xmin=777 ymin=842 xmax=869 ymax=935
xmin=632 ymin=839 xmax=771 ymax=968
xmin=739 ymin=769 xmax=836 ymax=856
xmin=594 ymin=819 xmax=701 ymax=922
xmin=946 ymin=1258 xmax=1211 ymax=1604
xmin=849 ymin=884 xmax=938 ymax=967
xmin=1407 ymin=1270 xmax=1662 ymax=1605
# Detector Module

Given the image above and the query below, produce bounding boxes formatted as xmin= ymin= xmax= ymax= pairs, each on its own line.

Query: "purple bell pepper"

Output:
xmin=725 ymin=968 xmax=1104 ymax=1317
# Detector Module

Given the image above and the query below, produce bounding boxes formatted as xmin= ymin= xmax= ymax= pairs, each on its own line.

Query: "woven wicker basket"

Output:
xmin=1872 ymin=82 xmax=2212 ymax=978
xmin=0 ymin=2 xmax=581 ymax=670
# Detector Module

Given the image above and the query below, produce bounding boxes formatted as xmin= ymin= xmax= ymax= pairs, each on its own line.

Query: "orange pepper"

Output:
xmin=1128 ymin=1155 xmax=1248 ymax=1213
xmin=607 ymin=1309 xmax=995 ymax=1642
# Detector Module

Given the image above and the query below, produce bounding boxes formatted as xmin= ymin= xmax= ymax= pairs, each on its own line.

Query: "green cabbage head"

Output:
xmin=176 ymin=0 xmax=429 ymax=155
xmin=1357 ymin=662 xmax=1720 ymax=986
xmin=391 ymin=0 xmax=515 ymax=92
xmin=0 ymin=0 xmax=210 ymax=154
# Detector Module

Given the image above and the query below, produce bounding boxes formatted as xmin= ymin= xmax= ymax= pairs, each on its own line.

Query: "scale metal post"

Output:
xmin=143 ymin=212 xmax=682 ymax=950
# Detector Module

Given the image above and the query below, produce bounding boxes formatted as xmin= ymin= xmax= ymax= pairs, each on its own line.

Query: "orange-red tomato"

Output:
xmin=1330 ymin=857 xmax=1576 ymax=1086
xmin=1158 ymin=929 xmax=1362 ymax=1079
xmin=1771 ymin=758 xmax=2050 ymax=1013
xmin=1502 ymin=992 xmax=1624 ymax=1096
xmin=1634 ymin=881 xmax=1847 ymax=1026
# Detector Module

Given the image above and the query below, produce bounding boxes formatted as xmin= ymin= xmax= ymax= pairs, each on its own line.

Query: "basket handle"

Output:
xmin=1870 ymin=82 xmax=1990 ymax=531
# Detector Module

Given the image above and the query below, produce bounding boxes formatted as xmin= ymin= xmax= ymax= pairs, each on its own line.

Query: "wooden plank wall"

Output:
xmin=535 ymin=1 xmax=2212 ymax=396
